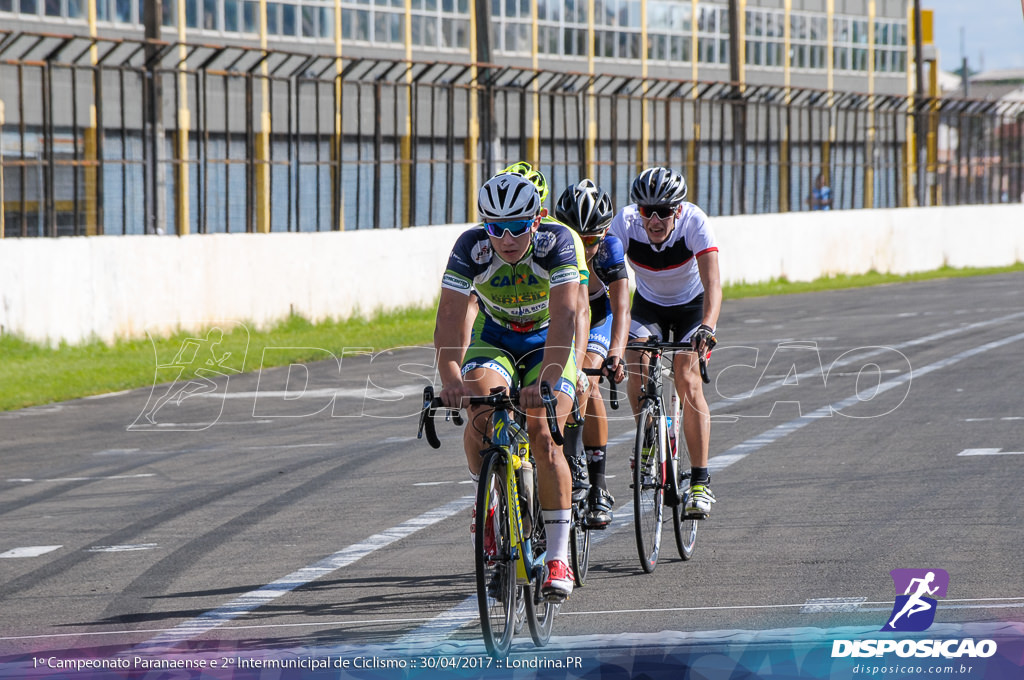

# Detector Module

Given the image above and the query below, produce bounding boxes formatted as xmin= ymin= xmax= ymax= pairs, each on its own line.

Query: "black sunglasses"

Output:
xmin=638 ymin=204 xmax=678 ymax=219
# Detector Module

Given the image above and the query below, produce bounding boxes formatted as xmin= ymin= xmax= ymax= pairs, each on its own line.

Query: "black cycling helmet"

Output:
xmin=629 ymin=166 xmax=688 ymax=206
xmin=554 ymin=180 xmax=614 ymax=235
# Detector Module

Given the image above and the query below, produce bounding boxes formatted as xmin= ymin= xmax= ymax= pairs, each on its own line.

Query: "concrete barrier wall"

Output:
xmin=1 ymin=205 xmax=1021 ymax=345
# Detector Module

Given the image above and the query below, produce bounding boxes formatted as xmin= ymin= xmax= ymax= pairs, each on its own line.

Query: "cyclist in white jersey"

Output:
xmin=608 ymin=167 xmax=722 ymax=517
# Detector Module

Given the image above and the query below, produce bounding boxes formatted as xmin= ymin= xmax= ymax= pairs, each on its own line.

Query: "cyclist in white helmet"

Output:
xmin=609 ymin=167 xmax=722 ymax=518
xmin=435 ymin=173 xmax=581 ymax=601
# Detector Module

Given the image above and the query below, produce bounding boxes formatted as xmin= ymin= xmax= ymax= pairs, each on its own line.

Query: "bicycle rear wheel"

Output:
xmin=569 ymin=499 xmax=590 ymax=586
xmin=632 ymin=402 xmax=665 ymax=573
xmin=525 ymin=517 xmax=557 ymax=646
xmin=475 ymin=450 xmax=517 ymax=657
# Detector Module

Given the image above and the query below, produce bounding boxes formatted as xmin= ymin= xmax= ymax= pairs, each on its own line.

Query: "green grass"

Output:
xmin=0 ymin=307 xmax=436 ymax=412
xmin=1 ymin=263 xmax=1021 ymax=412
xmin=722 ymin=263 xmax=1024 ymax=299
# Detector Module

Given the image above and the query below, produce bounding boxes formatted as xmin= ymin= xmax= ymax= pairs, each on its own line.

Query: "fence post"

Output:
xmin=0 ymin=98 xmax=4 ymax=238
xmin=401 ymin=0 xmax=414 ymax=229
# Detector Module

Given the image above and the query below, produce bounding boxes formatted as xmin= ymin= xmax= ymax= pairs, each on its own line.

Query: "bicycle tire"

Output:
xmin=632 ymin=401 xmax=664 ymax=573
xmin=671 ymin=424 xmax=698 ymax=561
xmin=663 ymin=379 xmax=699 ymax=560
xmin=525 ymin=517 xmax=557 ymax=646
xmin=475 ymin=450 xmax=518 ymax=657
xmin=569 ymin=499 xmax=590 ymax=586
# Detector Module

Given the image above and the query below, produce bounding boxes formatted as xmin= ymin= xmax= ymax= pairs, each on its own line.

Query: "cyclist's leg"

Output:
xmin=672 ymin=299 xmax=710 ymax=474
xmin=625 ymin=293 xmax=666 ymax=420
xmin=672 ymin=298 xmax=716 ymax=516
xmin=461 ymin=319 xmax=519 ymax=477
xmin=674 ymin=350 xmax=710 ymax=470
xmin=581 ymin=347 xmax=615 ymax=525
xmin=521 ymin=348 xmax=577 ymax=598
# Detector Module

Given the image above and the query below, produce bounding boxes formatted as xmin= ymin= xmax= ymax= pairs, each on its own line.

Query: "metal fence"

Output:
xmin=1 ymin=29 xmax=1022 ymax=237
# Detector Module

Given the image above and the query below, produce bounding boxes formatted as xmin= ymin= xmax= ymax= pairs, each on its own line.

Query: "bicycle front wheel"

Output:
xmin=475 ymin=450 xmax=517 ymax=657
xmin=632 ymin=402 xmax=665 ymax=573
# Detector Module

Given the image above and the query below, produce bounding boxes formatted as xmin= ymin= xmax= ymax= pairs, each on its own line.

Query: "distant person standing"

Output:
xmin=807 ymin=173 xmax=833 ymax=210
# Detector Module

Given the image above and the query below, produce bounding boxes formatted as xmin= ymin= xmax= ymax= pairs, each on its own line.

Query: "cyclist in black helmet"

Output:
xmin=554 ymin=179 xmax=629 ymax=528
xmin=609 ymin=166 xmax=722 ymax=518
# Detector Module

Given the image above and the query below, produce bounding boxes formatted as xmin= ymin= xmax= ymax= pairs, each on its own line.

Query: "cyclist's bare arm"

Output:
xmin=607 ymin=277 xmax=631 ymax=382
xmin=574 ymin=282 xmax=590 ymax=374
xmin=434 ymin=287 xmax=475 ymax=408
xmin=524 ymin=281 xmax=577 ymax=411
xmin=696 ymin=250 xmax=722 ymax=330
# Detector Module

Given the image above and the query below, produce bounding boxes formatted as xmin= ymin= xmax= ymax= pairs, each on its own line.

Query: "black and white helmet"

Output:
xmin=478 ymin=173 xmax=541 ymax=222
xmin=554 ymin=180 xmax=614 ymax=235
xmin=629 ymin=167 xmax=688 ymax=206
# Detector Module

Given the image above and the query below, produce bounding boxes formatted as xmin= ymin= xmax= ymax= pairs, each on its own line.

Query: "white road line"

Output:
xmin=5 ymin=474 xmax=156 ymax=484
xmin=964 ymin=416 xmax=1024 ymax=422
xmin=800 ymin=597 xmax=867 ymax=613
xmin=709 ymin=330 xmax=1024 ymax=474
xmin=708 ymin=310 xmax=1024 ymax=412
xmin=132 ymin=495 xmax=475 ymax=653
xmin=0 ymin=546 xmax=62 ymax=558
xmin=958 ymin=448 xmax=1024 ymax=456
xmin=241 ymin=443 xmax=334 ymax=450
xmin=4 ymin=599 xmax=1023 ymax=644
xmin=87 ymin=544 xmax=159 ymax=553
xmin=210 ymin=384 xmax=424 ymax=400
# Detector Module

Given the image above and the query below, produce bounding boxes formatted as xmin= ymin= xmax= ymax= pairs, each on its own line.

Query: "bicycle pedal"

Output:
xmin=542 ymin=590 xmax=569 ymax=604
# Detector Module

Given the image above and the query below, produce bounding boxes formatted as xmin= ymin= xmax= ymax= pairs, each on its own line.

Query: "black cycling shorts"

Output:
xmin=629 ymin=291 xmax=704 ymax=343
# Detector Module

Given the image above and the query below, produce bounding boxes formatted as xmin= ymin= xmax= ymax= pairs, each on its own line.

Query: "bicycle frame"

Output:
xmin=486 ymin=407 xmax=545 ymax=584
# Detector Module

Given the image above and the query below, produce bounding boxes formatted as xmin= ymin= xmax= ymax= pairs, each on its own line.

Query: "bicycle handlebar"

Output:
xmin=580 ymin=367 xmax=619 ymax=410
xmin=625 ymin=340 xmax=713 ymax=385
xmin=417 ymin=383 xmax=564 ymax=449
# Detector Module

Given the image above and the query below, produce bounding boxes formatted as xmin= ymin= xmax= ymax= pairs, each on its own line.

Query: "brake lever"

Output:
xmin=539 ymin=382 xmax=564 ymax=446
xmin=418 ymin=386 xmax=442 ymax=449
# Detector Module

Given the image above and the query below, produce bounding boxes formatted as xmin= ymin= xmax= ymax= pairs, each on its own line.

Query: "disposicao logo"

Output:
xmin=831 ymin=568 xmax=998 ymax=659
xmin=883 ymin=568 xmax=949 ymax=632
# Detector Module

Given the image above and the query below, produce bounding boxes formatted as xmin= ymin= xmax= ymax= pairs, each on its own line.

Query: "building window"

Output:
xmin=745 ymin=8 xmax=784 ymax=69
xmin=491 ymin=0 xmax=535 ymax=55
xmin=790 ymin=11 xmax=826 ymax=71
xmin=647 ymin=0 xmax=691 ymax=63
xmin=873 ymin=19 xmax=907 ymax=73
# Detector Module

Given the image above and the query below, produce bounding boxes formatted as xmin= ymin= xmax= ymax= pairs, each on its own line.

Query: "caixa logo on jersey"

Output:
xmin=831 ymin=568 xmax=998 ymax=660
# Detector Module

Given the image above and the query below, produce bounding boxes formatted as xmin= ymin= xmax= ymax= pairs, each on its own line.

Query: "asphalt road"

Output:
xmin=1 ymin=273 xmax=1023 ymax=668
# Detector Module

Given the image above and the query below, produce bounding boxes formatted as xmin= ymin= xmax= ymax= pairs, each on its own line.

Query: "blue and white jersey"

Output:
xmin=589 ymin=233 xmax=628 ymax=300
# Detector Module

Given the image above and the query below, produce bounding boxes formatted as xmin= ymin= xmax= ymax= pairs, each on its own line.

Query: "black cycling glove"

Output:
xmin=691 ymin=324 xmax=718 ymax=355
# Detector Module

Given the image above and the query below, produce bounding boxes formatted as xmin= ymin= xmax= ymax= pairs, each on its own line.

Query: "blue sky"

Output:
xmin=924 ymin=0 xmax=1024 ymax=72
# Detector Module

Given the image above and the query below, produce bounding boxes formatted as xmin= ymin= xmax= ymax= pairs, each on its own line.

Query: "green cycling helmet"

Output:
xmin=497 ymin=161 xmax=549 ymax=205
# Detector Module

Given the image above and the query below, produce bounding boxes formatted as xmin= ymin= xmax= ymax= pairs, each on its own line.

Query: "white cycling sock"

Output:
xmin=542 ymin=509 xmax=572 ymax=565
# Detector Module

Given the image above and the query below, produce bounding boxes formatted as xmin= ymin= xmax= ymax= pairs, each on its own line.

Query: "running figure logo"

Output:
xmin=129 ymin=323 xmax=248 ymax=431
xmin=882 ymin=568 xmax=949 ymax=632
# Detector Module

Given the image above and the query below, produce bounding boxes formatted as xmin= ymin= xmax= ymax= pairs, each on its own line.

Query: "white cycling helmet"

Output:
xmin=630 ymin=166 xmax=688 ymax=206
xmin=478 ymin=174 xmax=541 ymax=222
